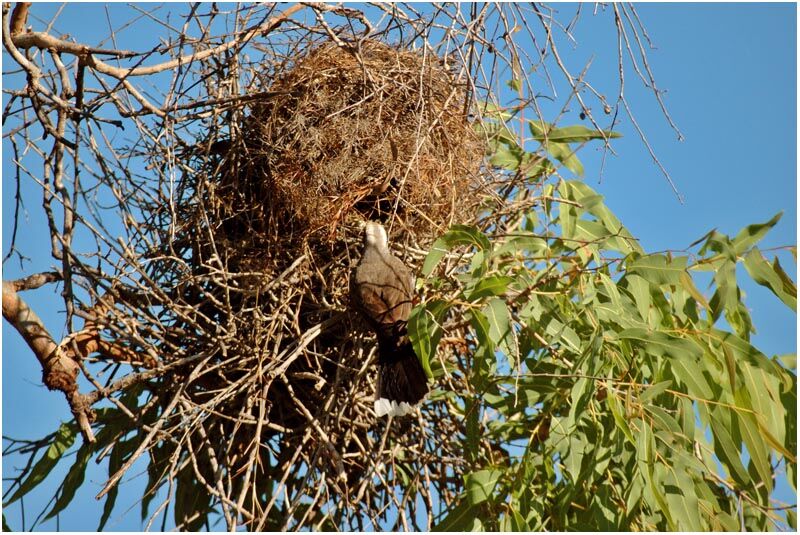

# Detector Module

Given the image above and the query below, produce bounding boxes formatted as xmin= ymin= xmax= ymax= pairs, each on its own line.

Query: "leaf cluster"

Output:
xmin=410 ymin=171 xmax=796 ymax=530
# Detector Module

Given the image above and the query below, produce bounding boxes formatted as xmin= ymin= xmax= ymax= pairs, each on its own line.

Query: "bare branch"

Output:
xmin=2 ymin=279 xmax=94 ymax=442
xmin=9 ymin=4 xmax=304 ymax=77
xmin=9 ymin=1 xmax=29 ymax=36
xmin=7 ymin=271 xmax=62 ymax=291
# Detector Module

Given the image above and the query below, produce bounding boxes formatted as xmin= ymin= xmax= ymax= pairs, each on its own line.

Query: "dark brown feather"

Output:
xmin=376 ymin=337 xmax=429 ymax=405
xmin=353 ymin=247 xmax=414 ymax=335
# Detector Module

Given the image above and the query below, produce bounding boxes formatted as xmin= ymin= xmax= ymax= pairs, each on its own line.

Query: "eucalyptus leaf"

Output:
xmin=743 ymin=248 xmax=797 ymax=310
xmin=465 ymin=469 xmax=503 ymax=505
xmin=732 ymin=212 xmax=782 ymax=255
xmin=45 ymin=439 xmax=94 ymax=520
xmin=528 ymin=121 xmax=622 ymax=143
xmin=628 ymin=254 xmax=688 ymax=286
xmin=433 ymin=499 xmax=479 ymax=531
xmin=422 ymin=225 xmax=491 ymax=276
xmin=5 ymin=422 xmax=77 ymax=506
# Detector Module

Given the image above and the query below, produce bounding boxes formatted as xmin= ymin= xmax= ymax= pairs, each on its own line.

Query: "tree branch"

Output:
xmin=9 ymin=1 xmax=29 ymax=36
xmin=9 ymin=3 xmax=304 ymax=77
xmin=2 ymin=279 xmax=96 ymax=442
xmin=7 ymin=271 xmax=61 ymax=292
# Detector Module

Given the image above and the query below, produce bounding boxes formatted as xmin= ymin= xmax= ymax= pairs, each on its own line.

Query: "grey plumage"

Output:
xmin=352 ymin=222 xmax=429 ymax=417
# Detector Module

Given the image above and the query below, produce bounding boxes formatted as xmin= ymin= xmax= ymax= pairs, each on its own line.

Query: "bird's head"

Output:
xmin=363 ymin=221 xmax=389 ymax=250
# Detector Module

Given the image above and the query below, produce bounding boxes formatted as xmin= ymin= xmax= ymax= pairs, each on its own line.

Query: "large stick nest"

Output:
xmin=123 ymin=36 xmax=485 ymax=528
xmin=170 ymin=36 xmax=482 ymax=427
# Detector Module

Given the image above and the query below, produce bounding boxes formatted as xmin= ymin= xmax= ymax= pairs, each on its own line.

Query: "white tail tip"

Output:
xmin=374 ymin=398 xmax=416 ymax=417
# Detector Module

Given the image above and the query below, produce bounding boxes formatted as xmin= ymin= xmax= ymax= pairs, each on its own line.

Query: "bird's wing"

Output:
xmin=354 ymin=255 xmax=414 ymax=328
xmin=354 ymin=277 xmax=411 ymax=327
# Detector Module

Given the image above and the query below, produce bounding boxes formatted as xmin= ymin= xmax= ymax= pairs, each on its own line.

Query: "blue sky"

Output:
xmin=2 ymin=3 xmax=796 ymax=531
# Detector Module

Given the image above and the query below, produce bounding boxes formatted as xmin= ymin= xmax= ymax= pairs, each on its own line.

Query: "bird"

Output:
xmin=351 ymin=221 xmax=429 ymax=417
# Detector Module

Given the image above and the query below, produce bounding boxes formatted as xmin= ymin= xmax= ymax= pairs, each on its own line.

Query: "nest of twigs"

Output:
xmin=210 ymin=40 xmax=482 ymax=275
xmin=128 ymin=38 xmax=484 ymax=521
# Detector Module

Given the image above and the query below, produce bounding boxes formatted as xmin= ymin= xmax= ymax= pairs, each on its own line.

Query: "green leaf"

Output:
xmin=618 ymin=328 xmax=712 ymax=399
xmin=566 ymin=377 xmax=593 ymax=431
xmin=617 ymin=328 xmax=703 ymax=361
xmin=5 ymin=422 xmax=77 ymax=505
xmin=734 ymin=389 xmax=773 ymax=492
xmin=479 ymin=101 xmax=515 ymax=122
xmin=671 ymin=358 xmax=715 ymax=401
xmin=408 ymin=301 xmax=447 ymax=380
xmin=626 ymin=274 xmax=652 ymax=322
xmin=422 ymin=225 xmax=491 ymax=277
xmin=743 ymin=248 xmax=797 ymax=311
xmin=174 ymin=470 xmax=207 ymax=531
xmin=465 ymin=469 xmax=503 ymax=505
xmin=433 ymin=499 xmax=479 ymax=531
xmin=467 ymin=275 xmax=514 ymax=301
xmin=98 ymin=487 xmax=119 ymax=530
xmin=711 ymin=511 xmax=741 ymax=531
xmin=545 ymin=318 xmax=582 ymax=354
xmin=679 ymin=271 xmax=710 ymax=310
xmin=508 ymin=505 xmax=530 ymax=531
xmin=483 ymin=298 xmax=511 ymax=347
xmin=721 ymin=342 xmax=737 ymax=394
xmin=607 ymin=390 xmax=635 ymax=445
xmin=628 ymin=254 xmax=688 ymax=286
xmin=544 ymin=141 xmax=584 ymax=176
xmin=495 ymin=234 xmax=548 ymax=257
xmin=598 ymin=272 xmax=624 ymax=310
xmin=558 ymin=191 xmax=578 ymax=239
xmin=465 ymin=398 xmax=481 ymax=462
xmin=635 ymin=423 xmax=676 ymax=530
xmin=709 ymin=329 xmax=777 ymax=374
xmin=521 ymin=154 xmax=554 ymax=178
xmin=565 ymin=181 xmax=642 ymax=254
xmin=470 ymin=309 xmax=493 ymax=353
xmin=732 ymin=212 xmax=782 ymax=255
xmin=639 ymin=380 xmax=672 ymax=403
xmin=664 ymin=466 xmax=702 ymax=531
xmin=678 ymin=397 xmax=695 ymax=442
xmin=99 ymin=436 xmax=137 ymax=530
xmin=45 ymin=439 xmax=94 ymax=519
xmin=489 ymin=145 xmax=523 ymax=170
xmin=710 ymin=259 xmax=738 ymax=323
xmin=564 ymin=432 xmax=587 ymax=482
xmin=771 ymin=256 xmax=797 ymax=296
xmin=739 ymin=362 xmax=794 ymax=461
xmin=574 ymin=219 xmax=613 ymax=244
xmin=528 ymin=121 xmax=622 ymax=143
xmin=647 ymin=405 xmax=682 ymax=436
xmin=710 ymin=411 xmax=751 ymax=487
xmin=141 ymin=442 xmax=167 ymax=522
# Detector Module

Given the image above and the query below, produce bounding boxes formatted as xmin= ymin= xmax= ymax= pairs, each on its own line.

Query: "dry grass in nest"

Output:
xmin=220 ymin=40 xmax=483 ymax=267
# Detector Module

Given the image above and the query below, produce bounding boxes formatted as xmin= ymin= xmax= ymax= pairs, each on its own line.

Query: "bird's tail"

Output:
xmin=374 ymin=335 xmax=429 ymax=417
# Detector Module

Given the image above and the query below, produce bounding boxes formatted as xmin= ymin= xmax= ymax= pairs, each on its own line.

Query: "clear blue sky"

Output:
xmin=2 ymin=3 xmax=796 ymax=530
